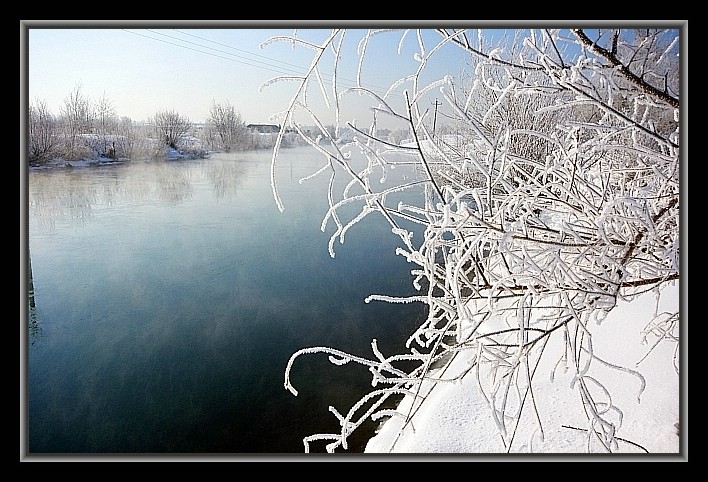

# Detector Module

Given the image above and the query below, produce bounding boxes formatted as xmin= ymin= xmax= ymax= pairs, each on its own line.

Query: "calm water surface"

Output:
xmin=26 ymin=146 xmax=426 ymax=454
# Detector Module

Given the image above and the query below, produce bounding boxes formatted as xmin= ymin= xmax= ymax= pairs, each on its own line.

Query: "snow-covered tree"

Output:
xmin=152 ymin=108 xmax=192 ymax=151
xmin=59 ymin=83 xmax=95 ymax=160
xmin=28 ymin=99 xmax=58 ymax=164
xmin=95 ymin=92 xmax=117 ymax=158
xmin=265 ymin=27 xmax=681 ymax=453
xmin=113 ymin=116 xmax=151 ymax=160
xmin=206 ymin=100 xmax=249 ymax=151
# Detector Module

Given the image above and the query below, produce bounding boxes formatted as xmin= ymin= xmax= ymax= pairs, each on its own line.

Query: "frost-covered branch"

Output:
xmin=571 ymin=29 xmax=679 ymax=109
xmin=266 ymin=27 xmax=680 ymax=453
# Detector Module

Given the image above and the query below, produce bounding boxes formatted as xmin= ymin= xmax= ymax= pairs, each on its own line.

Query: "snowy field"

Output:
xmin=364 ymin=282 xmax=681 ymax=456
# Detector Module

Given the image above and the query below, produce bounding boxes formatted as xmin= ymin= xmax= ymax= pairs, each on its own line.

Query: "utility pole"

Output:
xmin=432 ymin=98 xmax=441 ymax=138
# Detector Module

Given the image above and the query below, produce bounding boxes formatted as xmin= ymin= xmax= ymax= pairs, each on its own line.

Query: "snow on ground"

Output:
xmin=364 ymin=282 xmax=681 ymax=455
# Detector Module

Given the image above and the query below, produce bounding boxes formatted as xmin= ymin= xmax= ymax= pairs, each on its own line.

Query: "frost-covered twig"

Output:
xmin=266 ymin=27 xmax=679 ymax=453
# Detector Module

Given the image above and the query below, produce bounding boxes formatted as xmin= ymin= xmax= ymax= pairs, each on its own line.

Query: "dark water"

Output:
xmin=25 ymin=146 xmax=426 ymax=455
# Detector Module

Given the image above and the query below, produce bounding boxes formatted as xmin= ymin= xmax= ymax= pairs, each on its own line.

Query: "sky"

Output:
xmin=25 ymin=22 xmax=680 ymax=131
xmin=24 ymin=22 xmax=480 ymax=129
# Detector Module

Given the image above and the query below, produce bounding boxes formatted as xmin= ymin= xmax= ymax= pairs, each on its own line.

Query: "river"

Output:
xmin=25 ymin=145 xmax=428 ymax=455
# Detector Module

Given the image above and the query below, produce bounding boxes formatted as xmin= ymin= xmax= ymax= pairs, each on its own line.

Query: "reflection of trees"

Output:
xmin=202 ymin=159 xmax=247 ymax=200
xmin=153 ymin=164 xmax=194 ymax=203
xmin=29 ymin=171 xmax=99 ymax=229
xmin=28 ymin=157 xmax=255 ymax=230
xmin=29 ymin=163 xmax=194 ymax=227
xmin=110 ymin=162 xmax=196 ymax=204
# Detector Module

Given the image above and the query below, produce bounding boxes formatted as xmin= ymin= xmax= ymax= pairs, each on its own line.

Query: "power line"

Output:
xmin=171 ymin=29 xmax=389 ymax=92
xmin=122 ymin=29 xmax=297 ymax=78
xmin=121 ymin=29 xmax=387 ymax=93
xmin=172 ymin=29 xmax=311 ymax=77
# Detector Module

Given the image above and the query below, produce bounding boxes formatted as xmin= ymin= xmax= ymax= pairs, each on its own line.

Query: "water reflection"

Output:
xmin=28 ymin=307 xmax=42 ymax=346
xmin=201 ymin=159 xmax=247 ymax=201
xmin=27 ymin=249 xmax=42 ymax=345
xmin=29 ymin=157 xmax=252 ymax=231
xmin=29 ymin=172 xmax=97 ymax=229
xmin=26 ymin=147 xmax=426 ymax=453
xmin=154 ymin=164 xmax=194 ymax=203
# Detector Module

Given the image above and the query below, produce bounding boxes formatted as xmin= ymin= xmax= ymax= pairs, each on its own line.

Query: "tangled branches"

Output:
xmin=265 ymin=27 xmax=680 ymax=453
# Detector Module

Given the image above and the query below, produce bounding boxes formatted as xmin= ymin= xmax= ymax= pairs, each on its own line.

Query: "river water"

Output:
xmin=25 ymin=146 xmax=427 ymax=455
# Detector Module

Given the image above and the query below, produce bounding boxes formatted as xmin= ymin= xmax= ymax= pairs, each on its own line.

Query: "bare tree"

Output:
xmin=112 ymin=116 xmax=151 ymax=160
xmin=265 ymin=27 xmax=680 ymax=453
xmin=28 ymin=99 xmax=58 ymax=164
xmin=59 ymin=83 xmax=95 ymax=160
xmin=207 ymin=100 xmax=249 ymax=151
xmin=95 ymin=92 xmax=116 ymax=157
xmin=152 ymin=109 xmax=192 ymax=151
xmin=200 ymin=121 xmax=220 ymax=152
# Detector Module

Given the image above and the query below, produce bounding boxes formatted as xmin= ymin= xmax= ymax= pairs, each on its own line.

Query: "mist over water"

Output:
xmin=26 ymin=146 xmax=426 ymax=454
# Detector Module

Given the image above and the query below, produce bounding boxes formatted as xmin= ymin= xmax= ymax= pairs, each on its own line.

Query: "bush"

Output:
xmin=266 ymin=28 xmax=680 ymax=453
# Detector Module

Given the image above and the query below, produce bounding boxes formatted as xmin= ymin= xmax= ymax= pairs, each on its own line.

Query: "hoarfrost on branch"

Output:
xmin=264 ymin=27 xmax=680 ymax=454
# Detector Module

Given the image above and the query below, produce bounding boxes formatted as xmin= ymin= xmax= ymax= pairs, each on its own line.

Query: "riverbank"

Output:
xmin=363 ymin=282 xmax=682 ymax=456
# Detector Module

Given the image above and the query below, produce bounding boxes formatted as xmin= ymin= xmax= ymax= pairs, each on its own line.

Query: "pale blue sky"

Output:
xmin=24 ymin=22 xmax=683 ymax=130
xmin=26 ymin=25 xmax=478 ymax=129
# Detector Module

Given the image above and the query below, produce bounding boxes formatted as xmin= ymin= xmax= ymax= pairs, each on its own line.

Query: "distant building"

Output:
xmin=247 ymin=124 xmax=280 ymax=134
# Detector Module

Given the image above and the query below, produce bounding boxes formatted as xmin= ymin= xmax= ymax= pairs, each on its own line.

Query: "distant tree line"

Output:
xmin=26 ymin=85 xmax=305 ymax=166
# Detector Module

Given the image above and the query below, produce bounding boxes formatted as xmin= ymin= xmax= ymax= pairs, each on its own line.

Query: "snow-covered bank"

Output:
xmin=364 ymin=283 xmax=681 ymax=455
xmin=29 ymin=147 xmax=211 ymax=171
xmin=28 ymin=156 xmax=128 ymax=170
